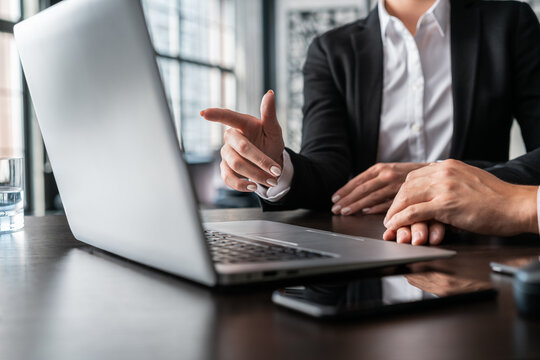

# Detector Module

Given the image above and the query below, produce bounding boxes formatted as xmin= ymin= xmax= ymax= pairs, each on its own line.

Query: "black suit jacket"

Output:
xmin=263 ymin=0 xmax=540 ymax=211
xmin=487 ymin=148 xmax=540 ymax=185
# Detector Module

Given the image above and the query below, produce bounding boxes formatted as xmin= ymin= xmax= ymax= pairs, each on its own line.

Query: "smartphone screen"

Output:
xmin=272 ymin=272 xmax=496 ymax=318
xmin=490 ymin=256 xmax=540 ymax=275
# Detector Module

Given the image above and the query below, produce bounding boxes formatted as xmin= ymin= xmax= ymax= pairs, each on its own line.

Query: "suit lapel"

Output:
xmin=350 ymin=8 xmax=383 ymax=171
xmin=450 ymin=0 xmax=480 ymax=158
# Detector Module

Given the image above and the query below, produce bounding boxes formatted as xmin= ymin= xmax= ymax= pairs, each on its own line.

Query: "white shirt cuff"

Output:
xmin=255 ymin=150 xmax=294 ymax=202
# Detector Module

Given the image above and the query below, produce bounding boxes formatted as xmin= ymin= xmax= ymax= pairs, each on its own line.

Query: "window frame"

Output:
xmin=144 ymin=0 xmax=237 ymax=161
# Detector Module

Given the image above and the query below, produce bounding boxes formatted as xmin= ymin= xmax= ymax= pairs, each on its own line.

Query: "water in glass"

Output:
xmin=0 ymin=158 xmax=24 ymax=233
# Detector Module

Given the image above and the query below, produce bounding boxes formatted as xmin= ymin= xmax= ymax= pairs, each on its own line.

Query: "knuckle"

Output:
xmin=349 ymin=179 xmax=361 ymax=190
xmin=380 ymin=169 xmax=396 ymax=182
xmin=220 ymin=169 xmax=227 ymax=182
xmin=440 ymin=181 xmax=456 ymax=193
xmin=263 ymin=160 xmax=274 ymax=172
xmin=399 ymin=192 xmax=410 ymax=205
xmin=254 ymin=155 xmax=268 ymax=168
xmin=373 ymin=163 xmax=384 ymax=172
xmin=443 ymin=159 xmax=459 ymax=166
xmin=220 ymin=162 xmax=232 ymax=182
xmin=439 ymin=166 xmax=454 ymax=177
xmin=398 ymin=182 xmax=408 ymax=193
xmin=223 ymin=128 xmax=233 ymax=141
xmin=340 ymin=183 xmax=354 ymax=195
xmin=237 ymin=140 xmax=250 ymax=154
xmin=405 ymin=207 xmax=418 ymax=221
xmin=229 ymin=156 xmax=242 ymax=171
xmin=224 ymin=174 xmax=241 ymax=190
xmin=439 ymin=160 xmax=458 ymax=175
xmin=222 ymin=171 xmax=231 ymax=184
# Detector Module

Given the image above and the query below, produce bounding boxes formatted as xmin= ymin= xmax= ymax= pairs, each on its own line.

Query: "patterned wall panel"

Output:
xmin=285 ymin=7 xmax=365 ymax=151
xmin=276 ymin=1 xmax=371 ymax=152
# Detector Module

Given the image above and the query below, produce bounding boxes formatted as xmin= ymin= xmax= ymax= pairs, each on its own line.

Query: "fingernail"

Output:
xmin=341 ymin=207 xmax=351 ymax=215
xmin=331 ymin=205 xmax=341 ymax=214
xmin=247 ymin=184 xmax=257 ymax=192
xmin=200 ymin=110 xmax=205 ymax=117
xmin=362 ymin=208 xmax=371 ymax=214
xmin=331 ymin=195 xmax=340 ymax=203
xmin=386 ymin=220 xmax=394 ymax=229
xmin=268 ymin=89 xmax=274 ymax=94
xmin=412 ymin=232 xmax=422 ymax=245
xmin=270 ymin=166 xmax=281 ymax=176
xmin=383 ymin=217 xmax=388 ymax=226
xmin=266 ymin=178 xmax=278 ymax=187
xmin=397 ymin=231 xmax=405 ymax=243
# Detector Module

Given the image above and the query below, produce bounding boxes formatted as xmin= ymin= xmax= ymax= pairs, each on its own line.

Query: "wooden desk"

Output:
xmin=1 ymin=210 xmax=540 ymax=360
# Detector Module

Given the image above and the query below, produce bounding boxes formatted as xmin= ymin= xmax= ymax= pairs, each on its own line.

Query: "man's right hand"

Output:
xmin=384 ymin=160 xmax=540 ymax=237
xmin=200 ymin=90 xmax=285 ymax=192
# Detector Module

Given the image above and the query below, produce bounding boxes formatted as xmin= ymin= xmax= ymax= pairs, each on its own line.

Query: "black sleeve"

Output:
xmin=487 ymin=148 xmax=540 ymax=185
xmin=476 ymin=3 xmax=540 ymax=180
xmin=261 ymin=36 xmax=352 ymax=211
xmin=512 ymin=3 xmax=540 ymax=152
xmin=462 ymin=160 xmax=501 ymax=169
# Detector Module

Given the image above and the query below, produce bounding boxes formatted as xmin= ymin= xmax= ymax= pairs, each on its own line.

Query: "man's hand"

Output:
xmin=384 ymin=160 xmax=540 ymax=236
xmin=200 ymin=90 xmax=285 ymax=192
xmin=331 ymin=162 xmax=428 ymax=215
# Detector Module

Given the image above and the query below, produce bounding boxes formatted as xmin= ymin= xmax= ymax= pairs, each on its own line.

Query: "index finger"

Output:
xmin=385 ymin=202 xmax=438 ymax=231
xmin=332 ymin=168 xmax=378 ymax=201
xmin=225 ymin=130 xmax=281 ymax=176
xmin=201 ymin=108 xmax=259 ymax=131
xmin=384 ymin=177 xmax=432 ymax=225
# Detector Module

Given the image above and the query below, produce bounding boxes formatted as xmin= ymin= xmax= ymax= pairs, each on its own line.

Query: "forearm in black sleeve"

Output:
xmin=486 ymin=148 xmax=540 ymax=185
xmin=487 ymin=3 xmax=540 ymax=185
xmin=512 ymin=3 xmax=540 ymax=151
xmin=465 ymin=5 xmax=540 ymax=174
xmin=261 ymin=36 xmax=352 ymax=211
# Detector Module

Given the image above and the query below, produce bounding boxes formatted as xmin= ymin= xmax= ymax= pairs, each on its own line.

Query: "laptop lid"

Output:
xmin=15 ymin=0 xmax=217 ymax=286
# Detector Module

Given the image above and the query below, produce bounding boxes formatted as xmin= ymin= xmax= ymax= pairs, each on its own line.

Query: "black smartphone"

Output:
xmin=272 ymin=272 xmax=497 ymax=319
xmin=490 ymin=255 xmax=540 ymax=275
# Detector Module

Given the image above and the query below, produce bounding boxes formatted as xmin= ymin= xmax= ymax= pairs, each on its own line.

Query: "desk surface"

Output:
xmin=1 ymin=210 xmax=540 ymax=360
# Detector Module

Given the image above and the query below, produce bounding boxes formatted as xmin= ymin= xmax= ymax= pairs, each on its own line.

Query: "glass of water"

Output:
xmin=0 ymin=158 xmax=24 ymax=233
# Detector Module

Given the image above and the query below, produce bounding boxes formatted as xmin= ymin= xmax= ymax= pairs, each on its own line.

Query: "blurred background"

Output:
xmin=1 ymin=0 xmax=539 ymax=214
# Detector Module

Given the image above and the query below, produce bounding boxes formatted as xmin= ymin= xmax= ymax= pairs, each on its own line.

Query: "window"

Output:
xmin=0 ymin=1 xmax=23 ymax=159
xmin=0 ymin=0 xmax=21 ymax=22
xmin=142 ymin=0 xmax=236 ymax=160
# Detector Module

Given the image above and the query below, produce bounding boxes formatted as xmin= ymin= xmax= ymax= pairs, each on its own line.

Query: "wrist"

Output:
xmin=512 ymin=186 xmax=539 ymax=234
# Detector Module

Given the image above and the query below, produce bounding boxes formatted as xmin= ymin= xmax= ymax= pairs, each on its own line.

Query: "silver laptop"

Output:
xmin=14 ymin=0 xmax=455 ymax=286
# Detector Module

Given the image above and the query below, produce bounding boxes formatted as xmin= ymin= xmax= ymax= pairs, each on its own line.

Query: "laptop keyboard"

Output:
xmin=205 ymin=230 xmax=333 ymax=264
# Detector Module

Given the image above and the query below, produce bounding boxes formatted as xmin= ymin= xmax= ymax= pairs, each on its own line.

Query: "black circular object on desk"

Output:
xmin=513 ymin=260 xmax=540 ymax=318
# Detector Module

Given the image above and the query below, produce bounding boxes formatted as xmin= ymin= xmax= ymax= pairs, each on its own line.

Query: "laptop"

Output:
xmin=14 ymin=0 xmax=455 ymax=286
